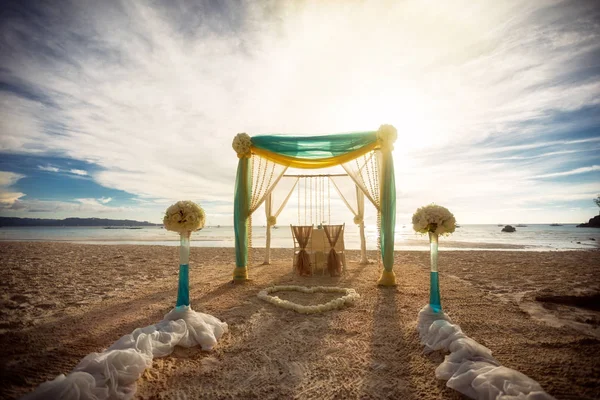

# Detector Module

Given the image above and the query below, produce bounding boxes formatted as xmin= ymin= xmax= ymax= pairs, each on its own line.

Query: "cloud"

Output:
xmin=0 ymin=171 xmax=26 ymax=206
xmin=7 ymin=198 xmax=128 ymax=214
xmin=38 ymin=165 xmax=60 ymax=172
xmin=533 ymin=165 xmax=600 ymax=179
xmin=75 ymin=197 xmax=115 ymax=207
xmin=0 ymin=171 xmax=25 ymax=187
xmin=69 ymin=169 xmax=88 ymax=176
xmin=0 ymin=0 xmax=599 ymax=223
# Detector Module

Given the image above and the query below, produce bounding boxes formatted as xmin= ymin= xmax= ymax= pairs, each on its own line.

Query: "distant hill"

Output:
xmin=0 ymin=217 xmax=161 ymax=227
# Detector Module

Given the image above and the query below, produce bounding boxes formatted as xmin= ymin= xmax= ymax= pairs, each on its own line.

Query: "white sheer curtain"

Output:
xmin=263 ymin=177 xmax=298 ymax=264
xmin=341 ymin=150 xmax=381 ymax=211
xmin=249 ymin=155 xmax=288 ymax=215
xmin=341 ymin=150 xmax=381 ymax=262
xmin=249 ymin=155 xmax=288 ymax=260
xmin=356 ymin=186 xmax=368 ymax=264
xmin=329 ymin=176 xmax=370 ymax=264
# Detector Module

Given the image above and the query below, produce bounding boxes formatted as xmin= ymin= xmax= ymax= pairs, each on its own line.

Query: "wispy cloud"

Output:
xmin=69 ymin=169 xmax=88 ymax=176
xmin=533 ymin=165 xmax=600 ymax=179
xmin=9 ymin=198 xmax=129 ymax=214
xmin=38 ymin=165 xmax=60 ymax=172
xmin=0 ymin=0 xmax=599 ymax=223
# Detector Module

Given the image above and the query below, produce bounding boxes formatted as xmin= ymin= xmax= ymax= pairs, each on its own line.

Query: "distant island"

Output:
xmin=576 ymin=215 xmax=600 ymax=228
xmin=0 ymin=217 xmax=161 ymax=227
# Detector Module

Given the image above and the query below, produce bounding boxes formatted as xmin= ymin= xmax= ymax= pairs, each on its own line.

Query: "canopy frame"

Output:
xmin=232 ymin=126 xmax=397 ymax=286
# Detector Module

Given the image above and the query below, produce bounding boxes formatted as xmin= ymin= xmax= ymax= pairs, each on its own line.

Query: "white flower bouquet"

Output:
xmin=163 ymin=200 xmax=206 ymax=234
xmin=232 ymin=132 xmax=252 ymax=158
xmin=412 ymin=204 xmax=456 ymax=236
xmin=377 ymin=124 xmax=398 ymax=150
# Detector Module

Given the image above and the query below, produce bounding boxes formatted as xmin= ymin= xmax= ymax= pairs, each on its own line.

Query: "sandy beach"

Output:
xmin=1 ymin=242 xmax=599 ymax=399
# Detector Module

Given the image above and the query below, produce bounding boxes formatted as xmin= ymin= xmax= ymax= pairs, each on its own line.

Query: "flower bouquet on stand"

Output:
xmin=412 ymin=204 xmax=456 ymax=313
xmin=161 ymin=200 xmax=228 ymax=349
xmin=163 ymin=200 xmax=206 ymax=308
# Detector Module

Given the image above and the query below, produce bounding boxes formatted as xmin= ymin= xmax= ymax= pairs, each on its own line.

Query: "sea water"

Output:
xmin=0 ymin=224 xmax=598 ymax=251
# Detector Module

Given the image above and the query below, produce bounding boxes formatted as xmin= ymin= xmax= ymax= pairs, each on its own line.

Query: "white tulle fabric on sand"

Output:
xmin=22 ymin=306 xmax=227 ymax=400
xmin=417 ymin=305 xmax=555 ymax=400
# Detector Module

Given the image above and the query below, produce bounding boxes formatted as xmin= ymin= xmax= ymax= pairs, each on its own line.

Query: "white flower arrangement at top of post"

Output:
xmin=163 ymin=200 xmax=206 ymax=308
xmin=412 ymin=204 xmax=456 ymax=313
xmin=376 ymin=124 xmax=398 ymax=151
xmin=232 ymin=132 xmax=252 ymax=158
xmin=353 ymin=215 xmax=363 ymax=225
xmin=258 ymin=286 xmax=360 ymax=314
xmin=412 ymin=204 xmax=456 ymax=236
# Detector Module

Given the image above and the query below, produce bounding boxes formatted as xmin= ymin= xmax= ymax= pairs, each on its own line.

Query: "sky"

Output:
xmin=0 ymin=0 xmax=599 ymax=226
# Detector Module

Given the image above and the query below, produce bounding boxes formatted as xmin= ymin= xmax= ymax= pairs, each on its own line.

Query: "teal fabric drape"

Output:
xmin=380 ymin=151 xmax=396 ymax=272
xmin=234 ymin=157 xmax=251 ymax=268
xmin=252 ymin=131 xmax=377 ymax=159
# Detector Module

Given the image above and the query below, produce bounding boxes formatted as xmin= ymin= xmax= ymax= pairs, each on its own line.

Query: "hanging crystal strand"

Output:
xmin=248 ymin=213 xmax=253 ymax=265
xmin=372 ymin=151 xmax=381 ymax=205
xmin=377 ymin=211 xmax=382 ymax=268
xmin=254 ymin=158 xmax=268 ymax=208
xmin=250 ymin=155 xmax=257 ymax=209
xmin=248 ymin=155 xmax=256 ymax=266
xmin=367 ymin=153 xmax=377 ymax=203
xmin=317 ymin=176 xmax=320 ymax=226
xmin=328 ymin=177 xmax=331 ymax=224
xmin=264 ymin=163 xmax=275 ymax=202
xmin=304 ymin=177 xmax=307 ymax=225
xmin=309 ymin=177 xmax=313 ymax=225
xmin=318 ymin=176 xmax=322 ymax=226
xmin=322 ymin=176 xmax=325 ymax=225
xmin=371 ymin=151 xmax=382 ymax=269
xmin=355 ymin=156 xmax=370 ymax=201
xmin=312 ymin=176 xmax=315 ymax=226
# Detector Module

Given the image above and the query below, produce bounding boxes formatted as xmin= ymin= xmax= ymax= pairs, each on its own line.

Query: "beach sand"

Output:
xmin=1 ymin=242 xmax=599 ymax=399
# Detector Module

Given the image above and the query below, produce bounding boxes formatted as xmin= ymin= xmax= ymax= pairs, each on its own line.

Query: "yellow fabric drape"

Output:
xmin=251 ymin=141 xmax=380 ymax=169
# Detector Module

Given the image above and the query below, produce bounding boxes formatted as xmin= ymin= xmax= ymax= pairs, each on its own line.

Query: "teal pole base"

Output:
xmin=176 ymin=264 xmax=190 ymax=307
xmin=429 ymin=271 xmax=442 ymax=313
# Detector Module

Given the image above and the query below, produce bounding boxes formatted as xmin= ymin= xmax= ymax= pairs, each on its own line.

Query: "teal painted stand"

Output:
xmin=176 ymin=264 xmax=189 ymax=307
xmin=429 ymin=232 xmax=442 ymax=312
xmin=176 ymin=233 xmax=191 ymax=307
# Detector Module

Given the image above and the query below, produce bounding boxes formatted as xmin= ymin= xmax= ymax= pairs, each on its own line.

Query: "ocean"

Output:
xmin=0 ymin=224 xmax=598 ymax=251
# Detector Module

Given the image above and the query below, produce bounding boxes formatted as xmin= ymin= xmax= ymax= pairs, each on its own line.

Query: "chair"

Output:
xmin=310 ymin=228 xmax=327 ymax=273
xmin=290 ymin=225 xmax=313 ymax=276
xmin=323 ymin=223 xmax=347 ymax=276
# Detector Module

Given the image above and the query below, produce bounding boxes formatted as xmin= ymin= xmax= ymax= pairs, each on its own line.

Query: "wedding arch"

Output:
xmin=231 ymin=125 xmax=398 ymax=286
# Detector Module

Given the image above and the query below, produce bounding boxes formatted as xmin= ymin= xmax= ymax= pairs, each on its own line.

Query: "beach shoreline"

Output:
xmin=1 ymin=242 xmax=599 ymax=399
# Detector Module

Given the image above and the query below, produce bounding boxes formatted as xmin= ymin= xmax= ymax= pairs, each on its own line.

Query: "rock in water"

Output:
xmin=502 ymin=225 xmax=516 ymax=232
xmin=576 ymin=215 xmax=600 ymax=228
